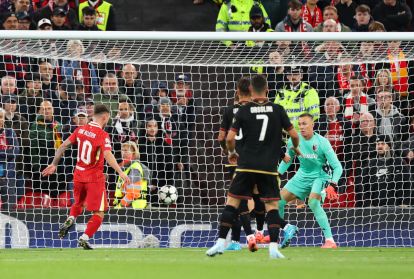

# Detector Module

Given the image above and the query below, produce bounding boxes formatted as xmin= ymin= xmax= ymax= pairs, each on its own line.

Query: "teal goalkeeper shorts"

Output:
xmin=284 ymin=173 xmax=330 ymax=201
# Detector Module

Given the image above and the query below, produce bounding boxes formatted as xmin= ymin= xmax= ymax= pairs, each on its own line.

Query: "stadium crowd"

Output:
xmin=0 ymin=0 xmax=413 ymax=209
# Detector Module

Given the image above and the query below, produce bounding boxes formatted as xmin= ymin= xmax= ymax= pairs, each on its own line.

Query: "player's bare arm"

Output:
xmin=42 ymin=138 xmax=73 ymax=177
xmin=218 ymin=130 xmax=227 ymax=154
xmin=104 ymin=150 xmax=131 ymax=185
xmin=225 ymin=129 xmax=238 ymax=164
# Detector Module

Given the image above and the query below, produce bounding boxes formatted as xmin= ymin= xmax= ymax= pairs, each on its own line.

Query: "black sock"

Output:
xmin=253 ymin=194 xmax=265 ymax=231
xmin=231 ymin=216 xmax=241 ymax=242
xmin=219 ymin=205 xmax=237 ymax=239
xmin=266 ymin=209 xmax=284 ymax=243
xmin=239 ymin=200 xmax=252 ymax=235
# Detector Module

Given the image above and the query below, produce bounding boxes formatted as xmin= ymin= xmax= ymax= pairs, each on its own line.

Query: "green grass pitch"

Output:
xmin=1 ymin=247 xmax=413 ymax=279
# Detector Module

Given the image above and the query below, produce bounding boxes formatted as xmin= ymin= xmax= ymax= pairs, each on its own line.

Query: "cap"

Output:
xmin=73 ymin=108 xmax=88 ymax=117
xmin=285 ymin=66 xmax=302 ymax=74
xmin=250 ymin=5 xmax=264 ymax=18
xmin=53 ymin=7 xmax=68 ymax=16
xmin=37 ymin=18 xmax=52 ymax=28
xmin=1 ymin=12 xmax=17 ymax=25
xmin=16 ymin=11 xmax=31 ymax=21
xmin=159 ymin=97 xmax=172 ymax=106
xmin=376 ymin=135 xmax=392 ymax=146
xmin=175 ymin=74 xmax=190 ymax=83
xmin=1 ymin=95 xmax=17 ymax=104
xmin=84 ymin=97 xmax=94 ymax=105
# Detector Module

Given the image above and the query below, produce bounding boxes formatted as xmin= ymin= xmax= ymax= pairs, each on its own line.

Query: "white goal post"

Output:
xmin=0 ymin=31 xmax=412 ymax=248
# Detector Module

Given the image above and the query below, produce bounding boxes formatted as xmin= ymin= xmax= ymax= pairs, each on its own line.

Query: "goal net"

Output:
xmin=0 ymin=31 xmax=412 ymax=248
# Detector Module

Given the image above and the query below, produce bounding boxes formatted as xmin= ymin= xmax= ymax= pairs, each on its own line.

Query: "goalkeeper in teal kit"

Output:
xmin=278 ymin=113 xmax=343 ymax=249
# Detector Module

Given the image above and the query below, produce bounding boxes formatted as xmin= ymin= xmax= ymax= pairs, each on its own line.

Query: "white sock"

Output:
xmin=326 ymin=237 xmax=334 ymax=242
xmin=269 ymin=242 xmax=279 ymax=250
xmin=68 ymin=216 xmax=75 ymax=221
xmin=283 ymin=224 xmax=290 ymax=231
xmin=80 ymin=233 xmax=90 ymax=241
xmin=217 ymin=238 xmax=226 ymax=246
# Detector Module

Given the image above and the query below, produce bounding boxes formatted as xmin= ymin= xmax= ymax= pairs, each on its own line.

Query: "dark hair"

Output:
xmin=349 ymin=75 xmax=365 ymax=86
xmin=356 ymin=4 xmax=370 ymax=14
xmin=299 ymin=112 xmax=314 ymax=120
xmin=237 ymin=76 xmax=250 ymax=96
xmin=288 ymin=0 xmax=302 ymax=10
xmin=251 ymin=75 xmax=267 ymax=94
xmin=82 ymin=6 xmax=96 ymax=17
xmin=323 ymin=5 xmax=337 ymax=14
xmin=368 ymin=21 xmax=386 ymax=32
xmin=94 ymin=104 xmax=110 ymax=115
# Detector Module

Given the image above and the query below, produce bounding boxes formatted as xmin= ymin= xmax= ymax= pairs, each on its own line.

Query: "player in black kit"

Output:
xmin=207 ymin=74 xmax=301 ymax=259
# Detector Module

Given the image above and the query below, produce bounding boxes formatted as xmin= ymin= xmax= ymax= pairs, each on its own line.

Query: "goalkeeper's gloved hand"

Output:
xmin=326 ymin=182 xmax=339 ymax=200
xmin=113 ymin=198 xmax=119 ymax=206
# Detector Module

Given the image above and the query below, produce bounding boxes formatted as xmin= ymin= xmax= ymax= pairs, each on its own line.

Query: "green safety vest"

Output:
xmin=216 ymin=0 xmax=271 ymax=46
xmin=274 ymin=82 xmax=320 ymax=130
xmin=115 ymin=161 xmax=148 ymax=209
xmin=79 ymin=1 xmax=112 ymax=31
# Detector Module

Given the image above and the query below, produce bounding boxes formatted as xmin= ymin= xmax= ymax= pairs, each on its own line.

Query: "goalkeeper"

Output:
xmin=113 ymin=141 xmax=151 ymax=209
xmin=278 ymin=113 xmax=343 ymax=249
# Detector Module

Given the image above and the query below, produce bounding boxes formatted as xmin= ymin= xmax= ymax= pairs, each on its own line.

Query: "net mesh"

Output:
xmin=0 ymin=37 xmax=413 ymax=248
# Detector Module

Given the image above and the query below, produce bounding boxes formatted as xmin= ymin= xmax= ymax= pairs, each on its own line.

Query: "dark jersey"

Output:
xmin=220 ymin=103 xmax=244 ymax=153
xmin=231 ymin=101 xmax=293 ymax=174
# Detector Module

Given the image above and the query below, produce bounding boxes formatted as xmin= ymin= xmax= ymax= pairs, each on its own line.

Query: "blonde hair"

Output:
xmin=122 ymin=141 xmax=140 ymax=158
xmin=67 ymin=40 xmax=85 ymax=56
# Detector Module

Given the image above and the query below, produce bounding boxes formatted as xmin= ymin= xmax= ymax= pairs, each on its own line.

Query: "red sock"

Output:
xmin=84 ymin=215 xmax=103 ymax=238
xmin=69 ymin=204 xmax=82 ymax=218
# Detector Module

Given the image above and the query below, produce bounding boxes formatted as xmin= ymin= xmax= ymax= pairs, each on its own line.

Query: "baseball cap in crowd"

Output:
xmin=159 ymin=97 xmax=172 ymax=106
xmin=285 ymin=66 xmax=302 ymax=74
xmin=376 ymin=135 xmax=392 ymax=146
xmin=2 ymin=95 xmax=17 ymax=104
xmin=84 ymin=97 xmax=94 ymax=105
xmin=250 ymin=5 xmax=264 ymax=18
xmin=38 ymin=18 xmax=52 ymax=28
xmin=175 ymin=74 xmax=190 ymax=83
xmin=53 ymin=7 xmax=68 ymax=17
xmin=73 ymin=108 xmax=88 ymax=117
xmin=16 ymin=11 xmax=31 ymax=21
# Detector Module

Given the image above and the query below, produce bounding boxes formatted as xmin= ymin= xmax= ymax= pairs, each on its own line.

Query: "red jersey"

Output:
xmin=68 ymin=121 xmax=112 ymax=182
xmin=325 ymin=120 xmax=345 ymax=160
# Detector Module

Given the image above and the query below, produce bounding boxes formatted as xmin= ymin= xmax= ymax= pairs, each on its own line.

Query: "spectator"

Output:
xmin=302 ymin=0 xmax=323 ymax=28
xmin=315 ymin=96 xmax=353 ymax=190
xmin=152 ymin=97 xmax=180 ymax=151
xmin=351 ymin=112 xmax=377 ymax=206
xmin=14 ymin=0 xmax=32 ymax=14
xmin=170 ymin=74 xmax=193 ymax=105
xmin=0 ymin=109 xmax=19 ymax=210
xmin=362 ymin=135 xmax=412 ymax=206
xmin=368 ymin=20 xmax=386 ymax=31
xmin=29 ymin=100 xmax=64 ymax=197
xmin=275 ymin=0 xmax=313 ymax=32
xmin=356 ymin=41 xmax=383 ymax=90
xmin=38 ymin=60 xmax=58 ymax=99
xmin=77 ymin=6 xmax=99 ymax=30
xmin=2 ymin=95 xmax=27 ymax=199
xmin=50 ymin=6 xmax=71 ymax=30
xmin=138 ymin=118 xmax=179 ymax=202
xmin=314 ymin=5 xmax=351 ymax=32
xmin=78 ymin=0 xmax=116 ymax=31
xmin=77 ymin=97 xmax=95 ymax=121
xmin=114 ymin=141 xmax=151 ymax=209
xmin=343 ymin=76 xmax=375 ymax=127
xmin=371 ymin=90 xmax=408 ymax=143
xmin=384 ymin=41 xmax=414 ymax=116
xmin=274 ymin=66 xmax=320 ymax=130
xmin=366 ymin=69 xmax=394 ymax=99
xmin=1 ymin=12 xmax=18 ymax=29
xmin=37 ymin=17 xmax=52 ymax=30
xmin=145 ymin=81 xmax=168 ymax=115
xmin=245 ymin=4 xmax=273 ymax=48
xmin=336 ymin=57 xmax=355 ymax=97
xmin=93 ymin=72 xmax=129 ymax=118
xmin=401 ymin=117 xmax=414 ymax=173
xmin=18 ymin=73 xmax=43 ymax=123
xmin=373 ymin=0 xmax=412 ymax=31
xmin=0 ymin=52 xmax=33 ymax=89
xmin=61 ymin=40 xmax=99 ymax=94
xmin=16 ymin=11 xmax=33 ymax=30
xmin=53 ymin=78 xmax=78 ymax=124
xmin=335 ymin=0 xmax=357 ymax=28
xmin=34 ymin=0 xmax=78 ymax=29
xmin=321 ymin=18 xmax=338 ymax=32
xmin=352 ymin=4 xmax=373 ymax=32
xmin=119 ymin=63 xmax=146 ymax=120
xmin=106 ymin=101 xmax=140 ymax=164
xmin=1 ymin=75 xmax=17 ymax=95
xmin=216 ymin=0 xmax=270 ymax=47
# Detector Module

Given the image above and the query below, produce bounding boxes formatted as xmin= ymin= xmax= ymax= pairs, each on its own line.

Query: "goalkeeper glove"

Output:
xmin=113 ymin=198 xmax=119 ymax=206
xmin=326 ymin=182 xmax=339 ymax=200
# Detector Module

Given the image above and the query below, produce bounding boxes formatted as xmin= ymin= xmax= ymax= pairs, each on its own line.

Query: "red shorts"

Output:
xmin=73 ymin=178 xmax=108 ymax=212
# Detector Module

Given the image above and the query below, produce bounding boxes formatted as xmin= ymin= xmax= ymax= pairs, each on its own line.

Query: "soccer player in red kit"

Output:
xmin=42 ymin=104 xmax=130 ymax=249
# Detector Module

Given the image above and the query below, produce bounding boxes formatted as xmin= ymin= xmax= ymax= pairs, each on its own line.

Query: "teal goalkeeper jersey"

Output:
xmin=278 ymin=133 xmax=343 ymax=183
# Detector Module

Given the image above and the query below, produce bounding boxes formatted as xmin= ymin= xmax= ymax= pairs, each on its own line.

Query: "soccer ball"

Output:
xmin=158 ymin=185 xmax=178 ymax=205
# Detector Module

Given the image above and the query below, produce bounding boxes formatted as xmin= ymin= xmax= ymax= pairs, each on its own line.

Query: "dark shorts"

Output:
xmin=225 ymin=165 xmax=237 ymax=179
xmin=228 ymin=171 xmax=280 ymax=201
